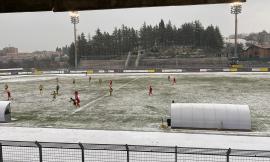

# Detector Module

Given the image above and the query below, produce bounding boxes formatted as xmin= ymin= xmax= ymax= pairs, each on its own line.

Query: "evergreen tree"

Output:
xmin=68 ymin=43 xmax=75 ymax=67
xmin=203 ymin=25 xmax=215 ymax=49
xmin=158 ymin=19 xmax=166 ymax=46
xmin=78 ymin=32 xmax=87 ymax=61
xmin=181 ymin=22 xmax=195 ymax=46
xmin=214 ymin=26 xmax=224 ymax=51
xmin=194 ymin=20 xmax=204 ymax=47
xmin=165 ymin=21 xmax=174 ymax=46
xmin=63 ymin=19 xmax=225 ymax=64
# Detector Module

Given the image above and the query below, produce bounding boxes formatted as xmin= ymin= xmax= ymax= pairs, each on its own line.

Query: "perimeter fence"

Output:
xmin=0 ymin=140 xmax=270 ymax=162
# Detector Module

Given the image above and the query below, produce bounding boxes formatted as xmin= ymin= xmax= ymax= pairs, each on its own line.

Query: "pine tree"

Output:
xmin=78 ymin=33 xmax=87 ymax=61
xmin=64 ymin=19 xmax=225 ymax=65
xmin=68 ymin=43 xmax=75 ymax=67
xmin=214 ymin=26 xmax=224 ymax=51
xmin=194 ymin=20 xmax=204 ymax=47
xmin=181 ymin=22 xmax=195 ymax=46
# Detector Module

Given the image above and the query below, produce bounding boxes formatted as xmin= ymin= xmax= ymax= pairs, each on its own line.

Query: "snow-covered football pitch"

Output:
xmin=1 ymin=72 xmax=270 ymax=135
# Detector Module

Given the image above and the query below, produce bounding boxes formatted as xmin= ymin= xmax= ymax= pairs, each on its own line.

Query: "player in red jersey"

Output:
xmin=7 ymin=90 xmax=11 ymax=100
xmin=74 ymin=91 xmax=80 ymax=107
xmin=109 ymin=80 xmax=112 ymax=87
xmin=148 ymin=85 xmax=153 ymax=96
xmin=172 ymin=77 xmax=176 ymax=85
xmin=7 ymin=90 xmax=13 ymax=100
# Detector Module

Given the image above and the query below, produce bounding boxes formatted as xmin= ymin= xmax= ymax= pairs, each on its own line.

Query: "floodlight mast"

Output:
xmin=69 ymin=11 xmax=79 ymax=69
xmin=230 ymin=2 xmax=242 ymax=59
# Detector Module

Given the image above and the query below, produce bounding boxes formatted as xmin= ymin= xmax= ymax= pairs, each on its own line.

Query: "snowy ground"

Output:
xmin=1 ymin=127 xmax=270 ymax=150
xmin=1 ymin=72 xmax=270 ymax=136
xmin=2 ymin=127 xmax=270 ymax=162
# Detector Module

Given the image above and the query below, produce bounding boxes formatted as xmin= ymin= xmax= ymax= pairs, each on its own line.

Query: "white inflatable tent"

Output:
xmin=170 ymin=103 xmax=251 ymax=130
xmin=0 ymin=101 xmax=11 ymax=122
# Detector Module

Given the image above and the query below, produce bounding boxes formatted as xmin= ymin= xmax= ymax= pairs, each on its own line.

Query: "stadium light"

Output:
xmin=69 ymin=11 xmax=79 ymax=69
xmin=230 ymin=2 xmax=242 ymax=59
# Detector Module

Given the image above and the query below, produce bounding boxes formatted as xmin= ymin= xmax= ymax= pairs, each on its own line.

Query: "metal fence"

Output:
xmin=0 ymin=140 xmax=270 ymax=162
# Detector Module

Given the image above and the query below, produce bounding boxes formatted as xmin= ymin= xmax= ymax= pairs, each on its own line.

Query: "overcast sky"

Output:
xmin=0 ymin=0 xmax=269 ymax=52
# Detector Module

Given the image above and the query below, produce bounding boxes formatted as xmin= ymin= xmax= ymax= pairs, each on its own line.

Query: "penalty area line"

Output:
xmin=72 ymin=77 xmax=141 ymax=114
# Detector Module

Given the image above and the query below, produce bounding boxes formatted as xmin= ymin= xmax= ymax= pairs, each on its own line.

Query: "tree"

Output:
xmin=139 ymin=22 xmax=150 ymax=49
xmin=56 ymin=47 xmax=62 ymax=52
xmin=245 ymin=30 xmax=270 ymax=45
xmin=62 ymin=45 xmax=69 ymax=55
xmin=258 ymin=30 xmax=269 ymax=45
xmin=181 ymin=22 xmax=195 ymax=46
xmin=63 ymin=19 xmax=225 ymax=66
xmin=158 ymin=19 xmax=166 ymax=46
xmin=194 ymin=20 xmax=204 ymax=47
xmin=165 ymin=20 xmax=174 ymax=46
xmin=68 ymin=43 xmax=75 ymax=67
xmin=203 ymin=25 xmax=215 ymax=50
xmin=78 ymin=32 xmax=87 ymax=61
xmin=214 ymin=26 xmax=224 ymax=51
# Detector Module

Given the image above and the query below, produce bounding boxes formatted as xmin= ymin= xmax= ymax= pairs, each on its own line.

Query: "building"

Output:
xmin=241 ymin=44 xmax=270 ymax=60
xmin=2 ymin=47 xmax=18 ymax=55
xmin=224 ymin=38 xmax=248 ymax=48
xmin=0 ymin=48 xmax=60 ymax=63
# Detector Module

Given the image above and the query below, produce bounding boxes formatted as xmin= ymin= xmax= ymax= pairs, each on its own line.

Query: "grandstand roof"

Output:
xmin=0 ymin=0 xmax=245 ymax=13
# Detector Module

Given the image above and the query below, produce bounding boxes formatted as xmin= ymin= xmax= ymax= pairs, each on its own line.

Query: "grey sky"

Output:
xmin=0 ymin=0 xmax=269 ymax=52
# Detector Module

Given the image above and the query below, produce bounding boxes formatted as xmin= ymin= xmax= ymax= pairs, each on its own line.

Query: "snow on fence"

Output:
xmin=0 ymin=140 xmax=270 ymax=162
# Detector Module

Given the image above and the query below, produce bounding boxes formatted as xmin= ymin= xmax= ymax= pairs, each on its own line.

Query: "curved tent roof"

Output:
xmin=171 ymin=103 xmax=251 ymax=130
xmin=0 ymin=101 xmax=11 ymax=122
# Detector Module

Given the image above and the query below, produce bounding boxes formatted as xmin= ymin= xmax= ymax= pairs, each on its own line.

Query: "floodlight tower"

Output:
xmin=231 ymin=2 xmax=242 ymax=58
xmin=69 ymin=11 xmax=79 ymax=69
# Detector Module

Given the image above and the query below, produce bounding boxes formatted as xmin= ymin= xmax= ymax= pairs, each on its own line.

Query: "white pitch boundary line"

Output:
xmin=72 ymin=77 xmax=141 ymax=114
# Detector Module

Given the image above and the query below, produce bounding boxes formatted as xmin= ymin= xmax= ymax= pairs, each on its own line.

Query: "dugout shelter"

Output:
xmin=170 ymin=103 xmax=251 ymax=130
xmin=0 ymin=101 xmax=11 ymax=123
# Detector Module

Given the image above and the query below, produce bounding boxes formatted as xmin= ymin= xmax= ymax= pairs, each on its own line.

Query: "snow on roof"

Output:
xmin=252 ymin=44 xmax=270 ymax=49
xmin=224 ymin=38 xmax=247 ymax=45
xmin=243 ymin=44 xmax=270 ymax=52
